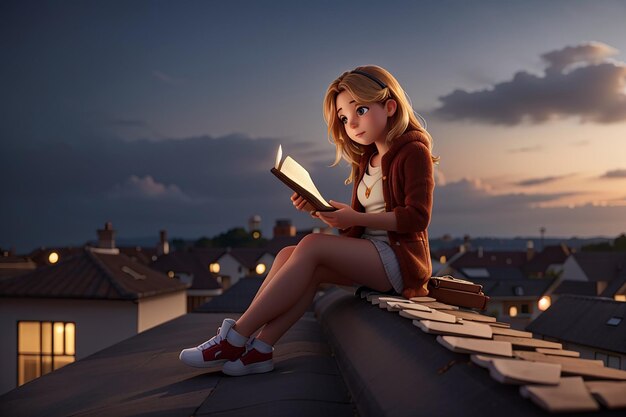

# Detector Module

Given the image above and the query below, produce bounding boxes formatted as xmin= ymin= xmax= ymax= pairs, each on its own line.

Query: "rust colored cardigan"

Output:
xmin=339 ymin=129 xmax=435 ymax=298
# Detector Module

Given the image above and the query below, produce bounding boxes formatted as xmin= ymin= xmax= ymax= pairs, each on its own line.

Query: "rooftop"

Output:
xmin=0 ymin=247 xmax=188 ymax=300
xmin=527 ymin=295 xmax=626 ymax=354
xmin=1 ymin=278 xmax=625 ymax=415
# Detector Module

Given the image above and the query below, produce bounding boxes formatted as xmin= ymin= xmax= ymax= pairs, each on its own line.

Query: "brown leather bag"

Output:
xmin=427 ymin=275 xmax=490 ymax=310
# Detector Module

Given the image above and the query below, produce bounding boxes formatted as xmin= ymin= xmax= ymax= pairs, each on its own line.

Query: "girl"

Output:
xmin=180 ymin=65 xmax=438 ymax=376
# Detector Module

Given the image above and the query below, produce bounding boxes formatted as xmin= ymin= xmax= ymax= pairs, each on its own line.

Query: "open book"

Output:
xmin=271 ymin=145 xmax=336 ymax=212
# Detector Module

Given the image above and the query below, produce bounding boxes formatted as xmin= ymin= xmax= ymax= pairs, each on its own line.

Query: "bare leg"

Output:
xmin=249 ymin=245 xmax=296 ymax=305
xmin=255 ymin=265 xmax=354 ymax=345
xmin=233 ymin=234 xmax=392 ymax=338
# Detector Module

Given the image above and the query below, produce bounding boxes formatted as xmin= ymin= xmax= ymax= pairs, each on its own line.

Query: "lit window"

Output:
xmin=615 ymin=295 xmax=626 ymax=302
xmin=18 ymin=321 xmax=76 ymax=386
xmin=167 ymin=271 xmax=175 ymax=278
xmin=209 ymin=263 xmax=220 ymax=274
xmin=439 ymin=256 xmax=447 ymax=264
xmin=252 ymin=231 xmax=261 ymax=239
xmin=256 ymin=263 xmax=266 ymax=275
xmin=509 ymin=306 xmax=518 ymax=317
xmin=538 ymin=296 xmax=551 ymax=311
xmin=48 ymin=252 xmax=59 ymax=264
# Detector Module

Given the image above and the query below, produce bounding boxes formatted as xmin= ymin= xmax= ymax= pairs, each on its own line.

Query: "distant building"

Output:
xmin=151 ymin=250 xmax=223 ymax=312
xmin=559 ymin=251 xmax=626 ymax=301
xmin=0 ymin=253 xmax=36 ymax=280
xmin=474 ymin=277 xmax=555 ymax=329
xmin=0 ymin=223 xmax=188 ymax=395
xmin=527 ymin=295 xmax=626 ymax=370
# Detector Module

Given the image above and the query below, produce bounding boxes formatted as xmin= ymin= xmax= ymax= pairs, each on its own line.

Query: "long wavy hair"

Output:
xmin=323 ymin=65 xmax=439 ymax=184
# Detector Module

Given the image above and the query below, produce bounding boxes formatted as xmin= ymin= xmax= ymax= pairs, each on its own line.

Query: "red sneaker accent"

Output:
xmin=202 ymin=339 xmax=245 ymax=362
xmin=240 ymin=348 xmax=272 ymax=366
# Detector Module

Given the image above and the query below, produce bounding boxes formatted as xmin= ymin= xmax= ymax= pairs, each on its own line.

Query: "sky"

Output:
xmin=2 ymin=0 xmax=626 ymax=253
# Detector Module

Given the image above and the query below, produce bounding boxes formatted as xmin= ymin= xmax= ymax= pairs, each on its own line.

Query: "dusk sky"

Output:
xmin=2 ymin=0 xmax=626 ymax=252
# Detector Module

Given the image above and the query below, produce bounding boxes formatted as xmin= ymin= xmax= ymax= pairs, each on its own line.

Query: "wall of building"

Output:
xmin=561 ymin=257 xmax=587 ymax=281
xmin=216 ymin=253 xmax=247 ymax=286
xmin=0 ymin=297 xmax=137 ymax=395
xmin=137 ymin=291 xmax=186 ymax=333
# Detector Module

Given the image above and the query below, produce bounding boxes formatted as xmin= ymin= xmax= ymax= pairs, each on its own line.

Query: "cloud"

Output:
xmin=432 ymin=42 xmax=626 ymax=125
xmin=0 ymin=133 xmax=347 ymax=251
xmin=108 ymin=175 xmax=192 ymax=201
xmin=429 ymin=178 xmax=626 ymax=238
xmin=514 ymin=174 xmax=572 ymax=187
xmin=434 ymin=178 xmax=575 ymax=214
xmin=600 ymin=169 xmax=626 ymax=179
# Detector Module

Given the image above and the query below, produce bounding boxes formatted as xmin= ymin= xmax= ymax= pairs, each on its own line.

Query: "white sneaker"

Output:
xmin=179 ymin=318 xmax=246 ymax=368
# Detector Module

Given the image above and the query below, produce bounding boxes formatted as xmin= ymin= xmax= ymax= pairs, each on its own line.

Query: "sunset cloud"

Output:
xmin=433 ymin=178 xmax=574 ymax=214
xmin=514 ymin=175 xmax=573 ymax=187
xmin=432 ymin=42 xmax=626 ymax=125
xmin=600 ymin=169 xmax=626 ymax=179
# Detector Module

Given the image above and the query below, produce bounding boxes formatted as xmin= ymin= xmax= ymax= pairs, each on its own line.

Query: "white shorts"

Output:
xmin=362 ymin=236 xmax=404 ymax=294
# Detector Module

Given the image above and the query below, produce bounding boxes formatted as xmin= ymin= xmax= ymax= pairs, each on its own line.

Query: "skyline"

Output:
xmin=2 ymin=0 xmax=626 ymax=252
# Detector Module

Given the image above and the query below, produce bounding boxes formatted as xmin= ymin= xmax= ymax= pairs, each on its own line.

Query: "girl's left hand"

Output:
xmin=316 ymin=200 xmax=359 ymax=230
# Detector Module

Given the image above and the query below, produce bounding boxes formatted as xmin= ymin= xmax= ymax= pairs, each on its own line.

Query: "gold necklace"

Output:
xmin=363 ymin=153 xmax=382 ymax=199
xmin=363 ymin=175 xmax=382 ymax=198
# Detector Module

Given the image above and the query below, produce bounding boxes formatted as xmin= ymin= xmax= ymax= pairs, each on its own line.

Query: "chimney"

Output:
xmin=273 ymin=219 xmax=296 ymax=238
xmin=157 ymin=229 xmax=169 ymax=255
xmin=526 ymin=240 xmax=535 ymax=261
xmin=248 ymin=215 xmax=262 ymax=232
xmin=97 ymin=222 xmax=116 ymax=249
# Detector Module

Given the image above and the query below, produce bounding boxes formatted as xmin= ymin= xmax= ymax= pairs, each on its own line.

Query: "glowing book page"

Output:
xmin=280 ymin=156 xmax=330 ymax=207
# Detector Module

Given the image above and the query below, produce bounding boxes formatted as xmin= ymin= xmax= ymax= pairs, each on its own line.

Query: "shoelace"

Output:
xmin=198 ymin=326 xmax=223 ymax=350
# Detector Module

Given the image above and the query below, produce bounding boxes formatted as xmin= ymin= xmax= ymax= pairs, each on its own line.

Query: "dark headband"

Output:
xmin=350 ymin=70 xmax=387 ymax=89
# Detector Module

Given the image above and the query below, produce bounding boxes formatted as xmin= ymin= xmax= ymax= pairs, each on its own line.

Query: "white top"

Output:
xmin=357 ymin=153 xmax=389 ymax=243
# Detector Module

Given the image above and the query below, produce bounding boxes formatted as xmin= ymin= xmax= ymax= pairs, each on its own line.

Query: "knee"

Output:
xmin=296 ymin=234 xmax=327 ymax=261
xmin=276 ymin=245 xmax=296 ymax=263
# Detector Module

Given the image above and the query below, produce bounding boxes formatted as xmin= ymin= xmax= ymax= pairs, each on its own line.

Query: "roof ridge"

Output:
xmin=84 ymin=248 xmax=135 ymax=299
xmin=559 ymin=294 xmax=622 ymax=304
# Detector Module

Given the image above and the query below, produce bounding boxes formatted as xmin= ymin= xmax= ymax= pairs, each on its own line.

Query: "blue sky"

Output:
xmin=2 ymin=0 xmax=626 ymax=252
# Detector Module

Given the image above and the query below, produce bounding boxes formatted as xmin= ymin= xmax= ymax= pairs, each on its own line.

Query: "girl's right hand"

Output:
xmin=291 ymin=192 xmax=319 ymax=218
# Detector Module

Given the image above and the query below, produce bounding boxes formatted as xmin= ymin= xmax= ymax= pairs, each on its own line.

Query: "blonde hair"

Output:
xmin=323 ymin=65 xmax=439 ymax=184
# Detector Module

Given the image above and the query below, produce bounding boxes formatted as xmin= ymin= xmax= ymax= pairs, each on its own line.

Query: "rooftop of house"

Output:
xmin=151 ymin=251 xmax=221 ymax=290
xmin=523 ymin=244 xmax=571 ymax=275
xmin=0 ymin=276 xmax=354 ymax=417
xmin=451 ymin=250 xmax=529 ymax=268
xmin=551 ymin=280 xmax=598 ymax=296
xmin=4 ymin=281 xmax=625 ymax=415
xmin=572 ymin=251 xmax=626 ymax=282
xmin=474 ymin=277 xmax=555 ymax=298
xmin=0 ymin=247 xmax=189 ymax=300
xmin=527 ymin=295 xmax=626 ymax=355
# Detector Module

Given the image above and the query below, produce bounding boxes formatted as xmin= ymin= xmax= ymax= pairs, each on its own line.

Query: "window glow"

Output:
xmin=48 ymin=252 xmax=59 ymax=264
xmin=167 ymin=271 xmax=175 ymax=278
xmin=256 ymin=263 xmax=266 ymax=275
xmin=65 ymin=323 xmax=75 ymax=355
xmin=209 ymin=263 xmax=220 ymax=274
xmin=53 ymin=322 xmax=64 ymax=354
xmin=538 ymin=296 xmax=551 ymax=311
xmin=615 ymin=295 xmax=626 ymax=302
xmin=439 ymin=256 xmax=447 ymax=264
xmin=509 ymin=306 xmax=518 ymax=317
xmin=18 ymin=320 xmax=76 ymax=386
xmin=252 ymin=231 xmax=261 ymax=239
